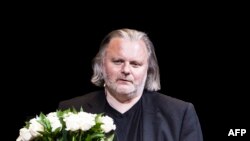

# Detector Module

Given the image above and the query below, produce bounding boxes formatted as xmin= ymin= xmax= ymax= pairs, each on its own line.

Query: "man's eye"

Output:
xmin=131 ymin=62 xmax=141 ymax=67
xmin=113 ymin=60 xmax=123 ymax=64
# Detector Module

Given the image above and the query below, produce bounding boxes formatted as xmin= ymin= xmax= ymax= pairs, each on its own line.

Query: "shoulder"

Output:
xmin=58 ymin=90 xmax=105 ymax=110
xmin=143 ymin=91 xmax=196 ymax=115
xmin=144 ymin=91 xmax=190 ymax=107
xmin=144 ymin=91 xmax=203 ymax=140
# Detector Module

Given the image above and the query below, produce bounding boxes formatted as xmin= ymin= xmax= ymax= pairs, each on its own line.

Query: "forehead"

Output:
xmin=105 ymin=37 xmax=149 ymax=59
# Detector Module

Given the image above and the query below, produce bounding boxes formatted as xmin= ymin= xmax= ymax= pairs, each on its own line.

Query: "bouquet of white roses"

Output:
xmin=16 ymin=108 xmax=116 ymax=141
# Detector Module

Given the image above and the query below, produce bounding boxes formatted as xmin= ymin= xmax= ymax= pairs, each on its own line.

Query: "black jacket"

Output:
xmin=59 ymin=90 xmax=203 ymax=141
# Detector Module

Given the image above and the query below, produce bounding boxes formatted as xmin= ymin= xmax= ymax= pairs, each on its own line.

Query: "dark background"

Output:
xmin=6 ymin=5 xmax=248 ymax=141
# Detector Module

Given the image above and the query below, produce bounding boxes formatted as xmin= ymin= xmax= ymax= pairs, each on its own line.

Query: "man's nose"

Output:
xmin=121 ymin=63 xmax=131 ymax=76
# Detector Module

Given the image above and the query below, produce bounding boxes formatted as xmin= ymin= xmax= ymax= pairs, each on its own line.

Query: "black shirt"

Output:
xmin=104 ymin=97 xmax=143 ymax=141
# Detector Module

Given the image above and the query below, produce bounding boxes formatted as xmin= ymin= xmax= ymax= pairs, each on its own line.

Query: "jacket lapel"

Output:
xmin=84 ymin=91 xmax=106 ymax=113
xmin=142 ymin=92 xmax=158 ymax=141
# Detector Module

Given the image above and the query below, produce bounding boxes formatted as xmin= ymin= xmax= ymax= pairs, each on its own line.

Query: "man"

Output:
xmin=59 ymin=28 xmax=203 ymax=141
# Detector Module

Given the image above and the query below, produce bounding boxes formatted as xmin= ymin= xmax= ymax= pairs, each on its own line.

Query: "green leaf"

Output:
xmin=105 ymin=133 xmax=115 ymax=141
xmin=80 ymin=107 xmax=84 ymax=112
xmin=91 ymin=133 xmax=105 ymax=139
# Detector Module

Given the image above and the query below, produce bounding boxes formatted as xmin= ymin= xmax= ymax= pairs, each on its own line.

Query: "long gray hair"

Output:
xmin=91 ymin=28 xmax=161 ymax=91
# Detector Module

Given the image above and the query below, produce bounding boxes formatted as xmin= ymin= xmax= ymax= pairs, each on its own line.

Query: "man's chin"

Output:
xmin=116 ymin=87 xmax=135 ymax=95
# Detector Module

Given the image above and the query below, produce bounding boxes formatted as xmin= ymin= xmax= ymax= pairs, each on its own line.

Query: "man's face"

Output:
xmin=103 ymin=37 xmax=149 ymax=96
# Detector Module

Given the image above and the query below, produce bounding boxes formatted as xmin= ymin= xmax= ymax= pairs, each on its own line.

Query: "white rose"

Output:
xmin=64 ymin=113 xmax=81 ymax=131
xmin=16 ymin=136 xmax=22 ymax=141
xmin=29 ymin=118 xmax=44 ymax=137
xmin=16 ymin=127 xmax=33 ymax=141
xmin=64 ymin=112 xmax=96 ymax=132
xmin=47 ymin=112 xmax=62 ymax=132
xmin=99 ymin=116 xmax=116 ymax=133
xmin=77 ymin=112 xmax=96 ymax=131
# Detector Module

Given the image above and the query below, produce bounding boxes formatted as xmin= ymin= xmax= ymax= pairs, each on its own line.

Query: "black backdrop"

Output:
xmin=8 ymin=7 xmax=248 ymax=141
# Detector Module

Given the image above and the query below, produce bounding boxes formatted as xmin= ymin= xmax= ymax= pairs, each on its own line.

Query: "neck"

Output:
xmin=105 ymin=91 xmax=142 ymax=114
